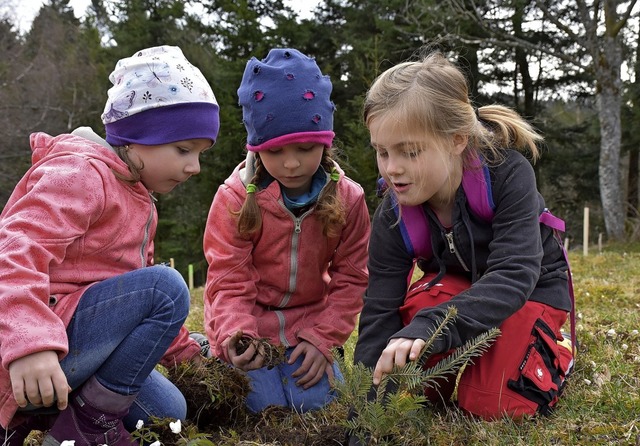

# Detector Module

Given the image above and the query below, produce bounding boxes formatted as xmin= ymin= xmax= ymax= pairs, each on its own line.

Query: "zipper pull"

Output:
xmin=294 ymin=218 xmax=302 ymax=233
xmin=445 ymin=231 xmax=456 ymax=253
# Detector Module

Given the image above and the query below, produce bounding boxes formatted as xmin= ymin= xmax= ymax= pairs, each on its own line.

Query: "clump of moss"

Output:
xmin=166 ymin=357 xmax=251 ymax=430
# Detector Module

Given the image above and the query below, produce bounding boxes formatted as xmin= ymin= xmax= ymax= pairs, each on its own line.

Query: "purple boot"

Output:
xmin=42 ymin=376 xmax=137 ymax=446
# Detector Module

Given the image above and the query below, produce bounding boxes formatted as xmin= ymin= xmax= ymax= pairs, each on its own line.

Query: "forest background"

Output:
xmin=1 ymin=0 xmax=639 ymax=286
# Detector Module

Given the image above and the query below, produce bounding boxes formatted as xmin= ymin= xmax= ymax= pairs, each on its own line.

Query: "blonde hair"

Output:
xmin=235 ymin=149 xmax=346 ymax=237
xmin=363 ymin=51 xmax=542 ymax=164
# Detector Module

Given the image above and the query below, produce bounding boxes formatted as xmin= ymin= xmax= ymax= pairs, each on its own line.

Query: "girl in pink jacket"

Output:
xmin=202 ymin=48 xmax=370 ymax=413
xmin=0 ymin=46 xmax=219 ymax=445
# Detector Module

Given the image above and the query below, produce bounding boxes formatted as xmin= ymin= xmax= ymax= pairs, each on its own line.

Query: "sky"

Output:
xmin=4 ymin=0 xmax=321 ymax=33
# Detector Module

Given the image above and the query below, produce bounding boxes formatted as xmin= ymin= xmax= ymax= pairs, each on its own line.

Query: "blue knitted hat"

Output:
xmin=238 ymin=48 xmax=335 ymax=152
xmin=102 ymin=46 xmax=220 ymax=147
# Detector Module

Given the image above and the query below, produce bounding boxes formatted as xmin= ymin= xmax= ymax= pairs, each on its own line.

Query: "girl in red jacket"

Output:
xmin=0 ymin=46 xmax=219 ymax=445
xmin=202 ymin=48 xmax=370 ymax=413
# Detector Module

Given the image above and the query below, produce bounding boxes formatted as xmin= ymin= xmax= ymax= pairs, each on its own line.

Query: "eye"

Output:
xmin=376 ymin=149 xmax=388 ymax=158
xmin=404 ymin=147 xmax=422 ymax=158
xmin=177 ymin=146 xmax=190 ymax=154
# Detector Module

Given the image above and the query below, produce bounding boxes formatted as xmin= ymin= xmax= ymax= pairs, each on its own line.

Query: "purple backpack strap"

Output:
xmin=398 ymin=205 xmax=431 ymax=259
xmin=542 ymin=208 xmax=577 ymax=350
xmin=461 ymin=156 xmax=495 ymax=221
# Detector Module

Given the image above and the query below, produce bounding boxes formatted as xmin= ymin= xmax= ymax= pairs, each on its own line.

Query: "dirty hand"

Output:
xmin=373 ymin=337 xmax=426 ymax=386
xmin=290 ymin=341 xmax=333 ymax=389
xmin=9 ymin=350 xmax=70 ymax=411
xmin=225 ymin=331 xmax=265 ymax=371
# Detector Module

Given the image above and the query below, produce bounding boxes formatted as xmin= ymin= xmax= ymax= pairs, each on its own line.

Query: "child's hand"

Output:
xmin=289 ymin=341 xmax=332 ymax=389
xmin=373 ymin=337 xmax=426 ymax=386
xmin=225 ymin=331 xmax=264 ymax=371
xmin=8 ymin=350 xmax=70 ymax=411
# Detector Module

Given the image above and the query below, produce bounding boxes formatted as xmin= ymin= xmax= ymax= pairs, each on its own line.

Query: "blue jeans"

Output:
xmin=59 ymin=265 xmax=190 ymax=430
xmin=245 ymin=348 xmax=343 ymax=413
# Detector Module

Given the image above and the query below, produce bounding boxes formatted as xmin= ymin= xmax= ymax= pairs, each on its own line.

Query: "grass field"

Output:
xmin=177 ymin=245 xmax=640 ymax=445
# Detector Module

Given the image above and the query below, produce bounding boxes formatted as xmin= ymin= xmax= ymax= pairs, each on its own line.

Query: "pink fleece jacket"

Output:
xmin=0 ymin=128 xmax=200 ymax=428
xmin=203 ymin=154 xmax=370 ymax=363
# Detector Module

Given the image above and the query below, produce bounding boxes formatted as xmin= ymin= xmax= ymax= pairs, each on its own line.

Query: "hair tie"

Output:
xmin=246 ymin=183 xmax=258 ymax=194
xmin=330 ymin=168 xmax=340 ymax=182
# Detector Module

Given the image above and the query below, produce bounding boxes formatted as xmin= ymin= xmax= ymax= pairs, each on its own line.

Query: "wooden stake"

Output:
xmin=583 ymin=207 xmax=589 ymax=256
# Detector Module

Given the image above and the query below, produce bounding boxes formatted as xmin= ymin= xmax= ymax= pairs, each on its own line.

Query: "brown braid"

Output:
xmin=315 ymin=149 xmax=346 ymax=237
xmin=235 ymin=156 xmax=265 ymax=237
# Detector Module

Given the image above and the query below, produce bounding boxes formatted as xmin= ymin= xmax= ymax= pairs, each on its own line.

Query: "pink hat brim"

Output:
xmin=246 ymin=131 xmax=335 ymax=152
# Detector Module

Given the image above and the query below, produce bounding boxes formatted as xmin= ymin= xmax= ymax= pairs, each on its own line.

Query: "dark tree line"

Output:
xmin=1 ymin=0 xmax=636 ymax=284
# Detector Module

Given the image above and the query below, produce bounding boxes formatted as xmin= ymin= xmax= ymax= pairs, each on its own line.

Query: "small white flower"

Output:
xmin=589 ymin=360 xmax=597 ymax=369
xmin=136 ymin=419 xmax=144 ymax=430
xmin=606 ymin=328 xmax=616 ymax=338
xmin=60 ymin=442 xmax=76 ymax=446
xmin=630 ymin=329 xmax=639 ymax=337
xmin=583 ymin=378 xmax=592 ymax=385
xmin=622 ymin=343 xmax=629 ymax=350
xmin=169 ymin=419 xmax=182 ymax=434
xmin=150 ymin=442 xmax=162 ymax=446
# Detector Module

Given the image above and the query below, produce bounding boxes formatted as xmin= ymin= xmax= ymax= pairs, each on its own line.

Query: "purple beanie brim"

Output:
xmin=105 ymin=102 xmax=220 ymax=147
xmin=246 ymin=131 xmax=335 ymax=152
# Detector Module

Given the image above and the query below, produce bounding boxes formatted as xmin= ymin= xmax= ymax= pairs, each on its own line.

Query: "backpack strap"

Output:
xmin=461 ymin=156 xmax=495 ymax=221
xmin=377 ymin=177 xmax=432 ymax=259
xmin=541 ymin=208 xmax=577 ymax=352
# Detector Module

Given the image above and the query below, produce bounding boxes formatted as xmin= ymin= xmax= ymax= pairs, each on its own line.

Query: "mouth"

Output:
xmin=392 ymin=182 xmax=411 ymax=193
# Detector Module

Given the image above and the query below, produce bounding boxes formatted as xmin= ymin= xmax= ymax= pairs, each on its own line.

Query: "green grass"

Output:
xmin=182 ymin=246 xmax=640 ymax=445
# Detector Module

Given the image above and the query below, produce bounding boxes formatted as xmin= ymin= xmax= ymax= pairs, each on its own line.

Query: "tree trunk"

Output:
xmin=628 ymin=150 xmax=638 ymax=214
xmin=596 ymin=36 xmax=625 ymax=240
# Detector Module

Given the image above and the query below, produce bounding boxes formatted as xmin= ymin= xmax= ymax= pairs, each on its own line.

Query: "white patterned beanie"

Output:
xmin=237 ymin=48 xmax=335 ymax=152
xmin=101 ymin=45 xmax=220 ymax=147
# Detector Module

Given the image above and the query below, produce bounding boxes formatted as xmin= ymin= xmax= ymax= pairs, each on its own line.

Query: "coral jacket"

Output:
xmin=204 ymin=153 xmax=370 ymax=362
xmin=0 ymin=128 xmax=199 ymax=428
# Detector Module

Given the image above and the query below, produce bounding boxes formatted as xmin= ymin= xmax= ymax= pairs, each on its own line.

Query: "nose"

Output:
xmin=283 ymin=154 xmax=301 ymax=170
xmin=184 ymin=155 xmax=201 ymax=175
xmin=384 ymin=153 xmax=403 ymax=177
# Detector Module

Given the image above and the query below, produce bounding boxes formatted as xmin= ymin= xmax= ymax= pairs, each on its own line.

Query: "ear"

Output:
xmin=452 ymin=134 xmax=468 ymax=155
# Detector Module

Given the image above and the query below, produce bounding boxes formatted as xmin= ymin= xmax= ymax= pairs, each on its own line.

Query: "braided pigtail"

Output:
xmin=235 ymin=156 xmax=265 ymax=237
xmin=315 ymin=149 xmax=346 ymax=237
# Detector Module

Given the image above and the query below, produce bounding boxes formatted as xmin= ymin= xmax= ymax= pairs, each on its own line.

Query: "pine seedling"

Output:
xmin=338 ymin=305 xmax=501 ymax=444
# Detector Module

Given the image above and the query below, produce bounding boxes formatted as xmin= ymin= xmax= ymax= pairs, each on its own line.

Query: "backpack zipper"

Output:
xmin=445 ymin=231 xmax=470 ymax=271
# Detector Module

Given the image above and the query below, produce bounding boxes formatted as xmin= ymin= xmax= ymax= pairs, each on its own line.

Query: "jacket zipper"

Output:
xmin=445 ymin=230 xmax=470 ymax=272
xmin=275 ymin=203 xmax=313 ymax=346
xmin=139 ymin=194 xmax=155 ymax=267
